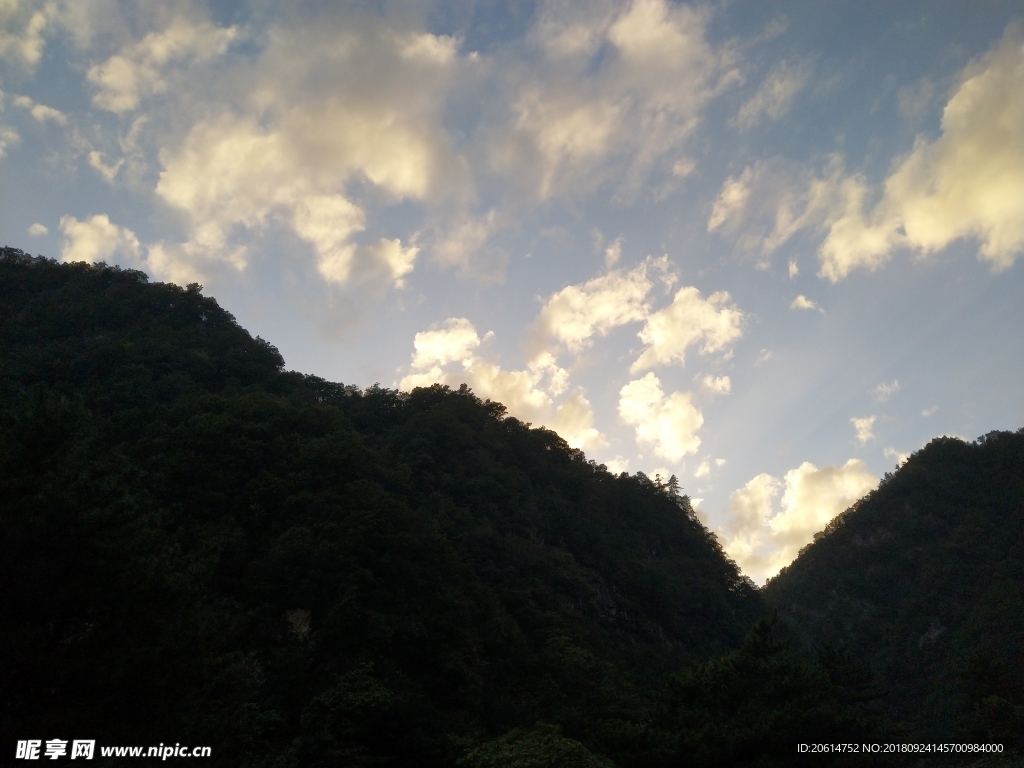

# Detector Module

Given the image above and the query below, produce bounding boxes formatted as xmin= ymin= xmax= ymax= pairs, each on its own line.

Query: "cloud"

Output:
xmin=618 ymin=372 xmax=703 ymax=462
xmin=27 ymin=222 xmax=47 ymax=236
xmin=87 ymin=15 xmax=238 ymax=113
xmin=533 ymin=255 xmax=672 ymax=356
xmin=12 ymin=94 xmax=67 ymax=124
xmin=400 ymin=319 xmax=604 ymax=450
xmin=155 ymin=111 xmax=424 ymax=286
xmin=631 ymin=286 xmax=744 ymax=371
xmin=788 ymin=258 xmax=798 ymax=278
xmin=851 ymin=415 xmax=876 ymax=445
xmin=496 ymin=0 xmax=740 ymax=200
xmin=603 ymin=455 xmax=630 ymax=475
xmin=59 ymin=214 xmax=140 ymax=265
xmin=604 ymin=236 xmax=623 ymax=268
xmin=87 ymin=150 xmax=123 ymax=182
xmin=735 ymin=58 xmax=812 ymax=129
xmin=720 ymin=459 xmax=878 ymax=583
xmin=698 ymin=373 xmax=731 ymax=396
xmin=707 ymin=166 xmax=754 ymax=232
xmin=695 ymin=459 xmax=710 ymax=478
xmin=884 ymin=447 xmax=910 ymax=466
xmin=741 ymin=28 xmax=1022 ymax=280
xmin=410 ymin=318 xmax=484 ymax=370
xmin=145 ymin=14 xmax=471 ymax=286
xmin=873 ymin=380 xmax=900 ymax=401
xmin=790 ymin=295 xmax=821 ymax=312
xmin=0 ymin=1 xmax=53 ymax=70
xmin=708 ymin=27 xmax=1023 ymax=280
xmin=431 ymin=210 xmax=504 ymax=280
xmin=0 ymin=123 xmax=17 ymax=160
xmin=922 ymin=405 xmax=938 ymax=417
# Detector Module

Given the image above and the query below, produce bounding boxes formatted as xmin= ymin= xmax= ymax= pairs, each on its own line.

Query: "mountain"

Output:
xmin=0 ymin=247 xmax=764 ymax=766
xmin=3 ymin=247 xmax=1018 ymax=767
xmin=764 ymin=429 xmax=1024 ymax=751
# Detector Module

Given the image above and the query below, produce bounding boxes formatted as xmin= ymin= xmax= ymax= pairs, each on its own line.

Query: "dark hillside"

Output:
xmin=1 ymin=248 xmax=774 ymax=766
xmin=764 ymin=430 xmax=1024 ymax=749
xmin=11 ymin=247 xmax=1015 ymax=766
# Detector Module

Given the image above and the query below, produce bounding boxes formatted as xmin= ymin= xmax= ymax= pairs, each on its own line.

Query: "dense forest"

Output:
xmin=1 ymin=247 xmax=1020 ymax=767
xmin=765 ymin=430 xmax=1024 ymax=753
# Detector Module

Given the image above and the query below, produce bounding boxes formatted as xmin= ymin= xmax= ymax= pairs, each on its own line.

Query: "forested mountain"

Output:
xmin=765 ymin=430 xmax=1024 ymax=753
xmin=1 ymin=247 xmax=1018 ymax=767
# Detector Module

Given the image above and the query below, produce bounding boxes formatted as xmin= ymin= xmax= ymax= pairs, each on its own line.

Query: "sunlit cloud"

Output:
xmin=790 ymin=294 xmax=822 ymax=312
xmin=873 ymin=380 xmax=900 ymax=401
xmin=720 ymin=459 xmax=878 ymax=583
xmin=619 ymin=372 xmax=703 ymax=462
xmin=12 ymin=94 xmax=67 ymax=124
xmin=884 ymin=446 xmax=910 ymax=466
xmin=59 ymin=214 xmax=140 ymax=266
xmin=698 ymin=373 xmax=731 ymax=396
xmin=735 ymin=58 xmax=812 ymax=129
xmin=632 ymin=286 xmax=744 ymax=371
xmin=401 ymin=318 xmax=604 ymax=451
xmin=532 ymin=255 xmax=673 ymax=358
xmin=851 ymin=415 xmax=876 ymax=445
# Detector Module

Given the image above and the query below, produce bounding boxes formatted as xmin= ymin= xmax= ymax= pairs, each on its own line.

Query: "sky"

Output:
xmin=2 ymin=0 xmax=1022 ymax=583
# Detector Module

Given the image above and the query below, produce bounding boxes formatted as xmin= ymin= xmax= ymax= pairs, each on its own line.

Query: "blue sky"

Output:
xmin=2 ymin=0 xmax=1021 ymax=582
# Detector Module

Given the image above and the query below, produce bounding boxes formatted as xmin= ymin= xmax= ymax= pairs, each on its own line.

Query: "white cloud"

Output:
xmin=88 ymin=150 xmax=123 ymax=182
xmin=873 ymin=380 xmax=900 ymax=401
xmin=432 ymin=210 xmax=501 ymax=279
xmin=884 ymin=447 xmax=910 ymax=466
xmin=698 ymin=373 xmax=731 ymax=396
xmin=0 ymin=123 xmax=17 ymax=160
xmin=410 ymin=318 xmax=483 ymax=370
xmin=632 ymin=286 xmax=744 ymax=371
xmin=695 ymin=459 xmax=710 ymax=478
xmin=88 ymin=15 xmax=237 ymax=113
xmin=730 ymin=29 xmax=1024 ymax=281
xmin=12 ymin=94 xmax=67 ymax=124
xmin=790 ymin=295 xmax=821 ymax=312
xmin=147 ymin=16 xmax=468 ymax=285
xmin=618 ymin=372 xmax=703 ymax=462
xmin=27 ymin=222 xmax=47 ymax=236
xmin=851 ymin=415 xmax=876 ymax=445
xmin=707 ymin=166 xmax=754 ymax=232
xmin=59 ymin=214 xmax=140 ymax=265
xmin=715 ymin=458 xmax=727 ymax=467
xmin=788 ymin=258 xmax=798 ymax=278
xmin=603 ymin=455 xmax=630 ymax=475
xmin=0 ymin=1 xmax=53 ymax=70
xmin=400 ymin=319 xmax=604 ymax=451
xmin=720 ymin=459 xmax=877 ymax=583
xmin=922 ymin=405 xmax=939 ymax=417
xmin=735 ymin=58 xmax=812 ymax=129
xmin=533 ymin=255 xmax=672 ymax=356
xmin=497 ymin=0 xmax=740 ymax=200
xmin=710 ymin=29 xmax=1023 ymax=280
xmin=604 ymin=236 xmax=623 ymax=269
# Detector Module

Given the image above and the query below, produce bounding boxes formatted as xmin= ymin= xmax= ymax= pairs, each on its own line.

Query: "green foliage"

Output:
xmin=458 ymin=723 xmax=615 ymax=768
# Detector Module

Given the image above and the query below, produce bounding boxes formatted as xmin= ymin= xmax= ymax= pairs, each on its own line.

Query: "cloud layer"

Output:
xmin=720 ymin=459 xmax=878 ymax=583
